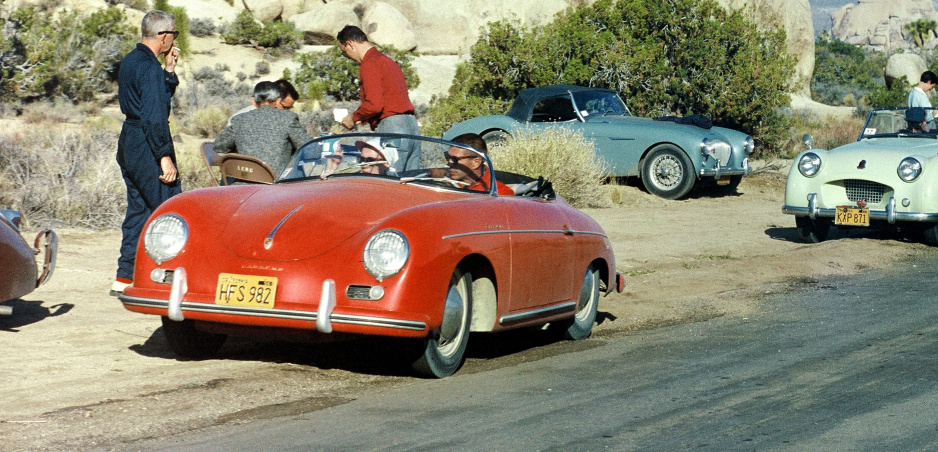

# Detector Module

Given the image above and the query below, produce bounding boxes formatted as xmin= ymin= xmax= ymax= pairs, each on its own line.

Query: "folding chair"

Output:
xmin=200 ymin=141 xmax=222 ymax=186
xmin=219 ymin=154 xmax=276 ymax=185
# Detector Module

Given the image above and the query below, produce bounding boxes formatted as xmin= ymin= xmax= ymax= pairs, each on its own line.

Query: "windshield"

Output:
xmin=572 ymin=90 xmax=631 ymax=118
xmin=860 ymin=107 xmax=938 ymax=139
xmin=275 ymin=133 xmax=519 ymax=196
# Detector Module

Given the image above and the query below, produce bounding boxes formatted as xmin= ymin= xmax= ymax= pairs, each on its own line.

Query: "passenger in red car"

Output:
xmin=446 ymin=133 xmax=514 ymax=196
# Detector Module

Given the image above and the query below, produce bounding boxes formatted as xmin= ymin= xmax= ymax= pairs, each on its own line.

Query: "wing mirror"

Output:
xmin=802 ymin=133 xmax=813 ymax=149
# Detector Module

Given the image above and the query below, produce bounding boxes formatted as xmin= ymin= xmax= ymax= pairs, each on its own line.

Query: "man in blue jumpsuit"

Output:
xmin=112 ymin=10 xmax=181 ymax=295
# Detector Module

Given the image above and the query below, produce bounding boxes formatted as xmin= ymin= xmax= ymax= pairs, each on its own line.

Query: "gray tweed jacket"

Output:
xmin=213 ymin=106 xmax=313 ymax=175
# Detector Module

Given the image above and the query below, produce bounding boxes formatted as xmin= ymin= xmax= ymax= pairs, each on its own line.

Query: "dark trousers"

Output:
xmin=116 ymin=128 xmax=181 ymax=280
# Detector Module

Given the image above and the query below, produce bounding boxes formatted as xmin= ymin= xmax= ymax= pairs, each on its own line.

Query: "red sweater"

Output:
xmin=353 ymin=48 xmax=415 ymax=130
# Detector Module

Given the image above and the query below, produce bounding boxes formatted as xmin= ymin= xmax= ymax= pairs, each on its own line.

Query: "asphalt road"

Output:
xmin=132 ymin=255 xmax=938 ymax=451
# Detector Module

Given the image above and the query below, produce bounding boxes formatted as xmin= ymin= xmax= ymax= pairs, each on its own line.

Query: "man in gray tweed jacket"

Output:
xmin=214 ymin=81 xmax=312 ymax=175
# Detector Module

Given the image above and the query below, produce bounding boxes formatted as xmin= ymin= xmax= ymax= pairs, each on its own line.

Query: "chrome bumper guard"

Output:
xmin=119 ymin=269 xmax=425 ymax=333
xmin=699 ymin=157 xmax=751 ymax=178
xmin=782 ymin=194 xmax=938 ymax=224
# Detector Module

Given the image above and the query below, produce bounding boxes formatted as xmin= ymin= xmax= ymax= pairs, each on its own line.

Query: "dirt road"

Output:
xmin=1 ymin=162 xmax=932 ymax=450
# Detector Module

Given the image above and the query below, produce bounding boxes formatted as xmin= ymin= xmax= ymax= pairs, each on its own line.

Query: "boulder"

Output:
xmin=361 ymin=2 xmax=418 ymax=51
xmin=243 ymin=0 xmax=284 ymax=22
xmin=831 ymin=0 xmax=938 ymax=53
xmin=715 ymin=0 xmax=814 ymax=98
xmin=885 ymin=53 xmax=928 ymax=89
xmin=167 ymin=0 xmax=243 ymax=24
xmin=289 ymin=1 xmax=362 ymax=45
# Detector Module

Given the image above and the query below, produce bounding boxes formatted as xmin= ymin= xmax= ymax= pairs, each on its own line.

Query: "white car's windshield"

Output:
xmin=860 ymin=107 xmax=938 ymax=139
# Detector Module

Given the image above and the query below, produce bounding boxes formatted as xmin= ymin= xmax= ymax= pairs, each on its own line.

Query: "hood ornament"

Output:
xmin=857 ymin=160 xmax=866 ymax=169
xmin=265 ymin=205 xmax=303 ymax=250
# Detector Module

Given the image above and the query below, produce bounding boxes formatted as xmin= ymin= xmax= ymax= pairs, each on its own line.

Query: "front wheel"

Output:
xmin=641 ymin=145 xmax=695 ymax=199
xmin=795 ymin=216 xmax=832 ymax=243
xmin=161 ymin=316 xmax=227 ymax=359
xmin=556 ymin=265 xmax=600 ymax=340
xmin=411 ymin=269 xmax=472 ymax=378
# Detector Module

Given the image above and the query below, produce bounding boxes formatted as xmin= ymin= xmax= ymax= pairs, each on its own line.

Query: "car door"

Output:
xmin=497 ymin=196 xmax=575 ymax=312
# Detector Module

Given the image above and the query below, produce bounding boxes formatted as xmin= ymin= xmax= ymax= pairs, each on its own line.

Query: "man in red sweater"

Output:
xmin=337 ymin=25 xmax=421 ymax=171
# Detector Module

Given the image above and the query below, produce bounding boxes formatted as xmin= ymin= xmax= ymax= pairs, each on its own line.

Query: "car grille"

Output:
xmin=844 ymin=179 xmax=886 ymax=204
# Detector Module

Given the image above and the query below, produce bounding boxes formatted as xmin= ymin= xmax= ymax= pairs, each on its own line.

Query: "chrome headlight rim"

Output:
xmin=363 ymin=229 xmax=410 ymax=282
xmin=898 ymin=157 xmax=923 ymax=182
xmin=798 ymin=152 xmax=822 ymax=177
xmin=144 ymin=213 xmax=188 ymax=264
xmin=744 ymin=136 xmax=755 ymax=154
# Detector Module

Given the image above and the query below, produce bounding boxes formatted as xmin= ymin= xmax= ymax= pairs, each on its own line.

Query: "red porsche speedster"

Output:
xmin=1 ymin=209 xmax=57 ymax=315
xmin=119 ymin=133 xmax=623 ymax=377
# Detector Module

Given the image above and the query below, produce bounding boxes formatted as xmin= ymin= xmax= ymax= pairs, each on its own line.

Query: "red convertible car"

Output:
xmin=1 ymin=209 xmax=57 ymax=315
xmin=119 ymin=133 xmax=624 ymax=377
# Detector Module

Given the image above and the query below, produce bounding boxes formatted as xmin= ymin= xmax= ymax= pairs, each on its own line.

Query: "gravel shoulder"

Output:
xmin=1 ymin=161 xmax=933 ymax=450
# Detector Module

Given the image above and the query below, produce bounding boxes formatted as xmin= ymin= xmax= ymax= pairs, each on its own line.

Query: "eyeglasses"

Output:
xmin=361 ymin=157 xmax=386 ymax=163
xmin=158 ymin=30 xmax=180 ymax=38
xmin=444 ymin=153 xmax=475 ymax=164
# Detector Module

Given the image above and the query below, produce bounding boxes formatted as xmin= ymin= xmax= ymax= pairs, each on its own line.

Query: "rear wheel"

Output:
xmin=641 ymin=145 xmax=695 ymax=199
xmin=411 ymin=268 xmax=472 ymax=378
xmin=161 ymin=316 xmax=227 ymax=359
xmin=558 ymin=265 xmax=600 ymax=340
xmin=481 ymin=130 xmax=511 ymax=148
xmin=795 ymin=216 xmax=832 ymax=243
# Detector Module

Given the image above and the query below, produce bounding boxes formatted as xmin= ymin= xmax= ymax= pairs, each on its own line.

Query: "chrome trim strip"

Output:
xmin=499 ymin=301 xmax=577 ymax=325
xmin=118 ymin=294 xmax=426 ymax=331
xmin=265 ymin=205 xmax=303 ymax=250
xmin=699 ymin=166 xmax=752 ymax=177
xmin=443 ymin=229 xmax=608 ymax=240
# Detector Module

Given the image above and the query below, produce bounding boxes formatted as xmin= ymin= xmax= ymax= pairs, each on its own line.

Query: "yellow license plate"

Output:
xmin=215 ymin=273 xmax=277 ymax=308
xmin=835 ymin=206 xmax=870 ymax=227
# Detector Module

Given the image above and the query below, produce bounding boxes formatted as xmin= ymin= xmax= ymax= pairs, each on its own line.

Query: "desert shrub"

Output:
xmin=169 ymin=7 xmax=191 ymax=58
xmin=426 ymin=0 xmax=792 ymax=158
xmin=866 ymin=75 xmax=910 ymax=108
xmin=222 ymin=11 xmax=300 ymax=51
xmin=812 ymin=33 xmax=887 ymax=106
xmin=105 ymin=0 xmax=148 ymax=10
xmin=189 ymin=105 xmax=229 ymax=138
xmin=189 ymin=18 xmax=216 ymax=37
xmin=255 ymin=61 xmax=270 ymax=76
xmin=0 ymin=130 xmax=124 ymax=229
xmin=289 ymin=45 xmax=419 ymax=102
xmin=489 ymin=129 xmax=611 ymax=208
xmin=0 ymin=5 xmax=136 ymax=103
xmin=780 ymin=112 xmax=865 ymax=157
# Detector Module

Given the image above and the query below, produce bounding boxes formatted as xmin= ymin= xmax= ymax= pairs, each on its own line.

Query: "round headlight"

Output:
xmin=744 ymin=136 xmax=755 ymax=154
xmin=144 ymin=214 xmax=188 ymax=264
xmin=898 ymin=157 xmax=922 ymax=182
xmin=363 ymin=229 xmax=409 ymax=281
xmin=798 ymin=152 xmax=822 ymax=177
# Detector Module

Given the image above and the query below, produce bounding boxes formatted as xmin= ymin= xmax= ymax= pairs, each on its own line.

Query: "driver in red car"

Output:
xmin=446 ymin=133 xmax=514 ymax=195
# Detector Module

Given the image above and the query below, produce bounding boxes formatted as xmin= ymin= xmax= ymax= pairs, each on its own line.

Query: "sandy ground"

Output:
xmin=1 ymin=163 xmax=934 ymax=451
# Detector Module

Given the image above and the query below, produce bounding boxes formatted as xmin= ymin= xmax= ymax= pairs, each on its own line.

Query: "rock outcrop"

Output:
xmin=885 ymin=53 xmax=928 ymax=89
xmin=831 ymin=0 xmax=938 ymax=53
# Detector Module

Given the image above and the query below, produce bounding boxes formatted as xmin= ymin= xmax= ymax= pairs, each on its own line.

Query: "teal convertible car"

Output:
xmin=443 ymin=85 xmax=754 ymax=199
xmin=784 ymin=107 xmax=938 ymax=244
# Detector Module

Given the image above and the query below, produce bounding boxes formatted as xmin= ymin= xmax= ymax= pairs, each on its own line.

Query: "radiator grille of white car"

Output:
xmin=844 ymin=179 xmax=886 ymax=204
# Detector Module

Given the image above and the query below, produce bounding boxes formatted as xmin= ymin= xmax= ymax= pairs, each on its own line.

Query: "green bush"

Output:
xmin=811 ymin=32 xmax=886 ymax=106
xmin=866 ymin=75 xmax=910 ymax=108
xmin=222 ymin=11 xmax=300 ymax=51
xmin=289 ymin=45 xmax=420 ymax=102
xmin=0 ymin=6 xmax=136 ymax=103
xmin=489 ymin=128 xmax=611 ymax=208
xmin=426 ymin=0 xmax=793 ymax=158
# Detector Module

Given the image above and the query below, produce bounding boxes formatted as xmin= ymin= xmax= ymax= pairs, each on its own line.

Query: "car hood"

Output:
xmin=221 ymin=179 xmax=421 ymax=261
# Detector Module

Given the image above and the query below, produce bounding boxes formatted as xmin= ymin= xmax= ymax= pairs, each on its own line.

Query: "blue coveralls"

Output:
xmin=115 ymin=43 xmax=181 ymax=280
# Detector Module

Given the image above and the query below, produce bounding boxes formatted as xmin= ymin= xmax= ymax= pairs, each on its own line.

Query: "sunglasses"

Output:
xmin=444 ymin=153 xmax=476 ymax=164
xmin=361 ymin=157 xmax=386 ymax=163
xmin=158 ymin=30 xmax=180 ymax=37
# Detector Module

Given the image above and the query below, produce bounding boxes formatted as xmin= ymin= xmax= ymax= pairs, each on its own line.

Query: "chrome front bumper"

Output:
xmin=782 ymin=193 xmax=938 ymax=224
xmin=699 ymin=157 xmax=751 ymax=178
xmin=118 ymin=267 xmax=426 ymax=333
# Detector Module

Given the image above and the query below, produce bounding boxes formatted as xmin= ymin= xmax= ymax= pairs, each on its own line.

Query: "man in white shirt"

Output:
xmin=908 ymin=71 xmax=938 ymax=126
